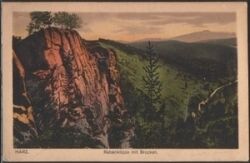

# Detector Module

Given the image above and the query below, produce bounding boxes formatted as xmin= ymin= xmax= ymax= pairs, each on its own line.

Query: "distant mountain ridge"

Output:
xmin=130 ymin=30 xmax=235 ymax=44
xmin=169 ymin=30 xmax=235 ymax=43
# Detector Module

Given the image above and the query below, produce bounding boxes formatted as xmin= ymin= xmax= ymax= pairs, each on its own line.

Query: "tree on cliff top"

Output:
xmin=26 ymin=12 xmax=53 ymax=34
xmin=53 ymin=12 xmax=82 ymax=30
xmin=26 ymin=12 xmax=82 ymax=35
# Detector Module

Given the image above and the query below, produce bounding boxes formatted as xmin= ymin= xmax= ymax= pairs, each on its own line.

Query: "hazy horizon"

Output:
xmin=13 ymin=12 xmax=236 ymax=42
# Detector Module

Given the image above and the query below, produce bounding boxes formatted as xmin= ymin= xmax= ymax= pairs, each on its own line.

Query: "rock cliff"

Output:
xmin=13 ymin=51 xmax=38 ymax=147
xmin=13 ymin=27 xmax=133 ymax=148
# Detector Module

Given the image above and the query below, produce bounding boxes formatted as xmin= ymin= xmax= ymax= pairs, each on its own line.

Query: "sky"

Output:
xmin=13 ymin=12 xmax=236 ymax=42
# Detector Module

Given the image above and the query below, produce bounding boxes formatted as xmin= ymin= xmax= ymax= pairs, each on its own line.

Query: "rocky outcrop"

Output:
xmin=186 ymin=81 xmax=238 ymax=148
xmin=189 ymin=80 xmax=238 ymax=120
xmin=198 ymin=80 xmax=237 ymax=112
xmin=13 ymin=51 xmax=38 ymax=147
xmin=13 ymin=27 xmax=133 ymax=148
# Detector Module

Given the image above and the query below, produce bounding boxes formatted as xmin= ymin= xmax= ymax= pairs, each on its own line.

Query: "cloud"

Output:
xmin=148 ymin=13 xmax=236 ymax=27
xmin=81 ymin=12 xmax=236 ymax=26
xmin=77 ymin=13 xmax=166 ymax=35
xmin=13 ymin=12 xmax=236 ymax=41
xmin=70 ymin=12 xmax=236 ymax=35
xmin=113 ymin=13 xmax=165 ymax=20
xmin=114 ymin=25 xmax=163 ymax=35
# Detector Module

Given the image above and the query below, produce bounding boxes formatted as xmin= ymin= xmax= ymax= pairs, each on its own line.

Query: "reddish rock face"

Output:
xmin=13 ymin=51 xmax=38 ymax=147
xmin=14 ymin=28 xmax=133 ymax=148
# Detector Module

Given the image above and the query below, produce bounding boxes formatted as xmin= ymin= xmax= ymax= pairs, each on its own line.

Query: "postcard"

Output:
xmin=2 ymin=2 xmax=249 ymax=162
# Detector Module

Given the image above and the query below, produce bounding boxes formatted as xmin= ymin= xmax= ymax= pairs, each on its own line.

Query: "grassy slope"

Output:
xmin=100 ymin=41 xmax=220 ymax=118
xmin=99 ymin=40 xmax=238 ymax=148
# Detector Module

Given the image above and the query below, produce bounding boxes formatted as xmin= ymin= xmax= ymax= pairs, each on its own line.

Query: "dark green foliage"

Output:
xmin=101 ymin=39 xmax=238 ymax=148
xmin=53 ymin=12 xmax=82 ymax=30
xmin=202 ymin=37 xmax=236 ymax=47
xmin=122 ymin=41 xmax=165 ymax=148
xmin=26 ymin=127 xmax=100 ymax=148
xmin=26 ymin=12 xmax=53 ymax=34
xmin=173 ymin=82 xmax=238 ymax=148
xmin=130 ymin=40 xmax=237 ymax=80
xmin=143 ymin=41 xmax=162 ymax=111
xmin=26 ymin=12 xmax=82 ymax=35
xmin=119 ymin=72 xmax=161 ymax=148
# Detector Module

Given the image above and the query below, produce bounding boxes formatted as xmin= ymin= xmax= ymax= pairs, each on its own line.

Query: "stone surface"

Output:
xmin=13 ymin=51 xmax=38 ymax=147
xmin=13 ymin=27 xmax=133 ymax=148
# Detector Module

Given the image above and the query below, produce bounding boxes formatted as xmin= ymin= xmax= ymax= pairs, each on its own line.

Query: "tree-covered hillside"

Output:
xmin=129 ymin=40 xmax=237 ymax=80
xmin=98 ymin=39 xmax=238 ymax=148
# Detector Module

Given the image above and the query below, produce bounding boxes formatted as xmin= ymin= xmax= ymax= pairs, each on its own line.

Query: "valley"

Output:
xmin=98 ymin=38 xmax=238 ymax=148
xmin=12 ymin=27 xmax=238 ymax=148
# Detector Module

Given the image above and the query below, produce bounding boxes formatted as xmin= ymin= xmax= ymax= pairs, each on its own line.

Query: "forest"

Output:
xmin=13 ymin=12 xmax=238 ymax=148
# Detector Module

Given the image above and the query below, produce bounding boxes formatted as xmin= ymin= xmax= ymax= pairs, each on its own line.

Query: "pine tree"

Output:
xmin=143 ymin=41 xmax=162 ymax=111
